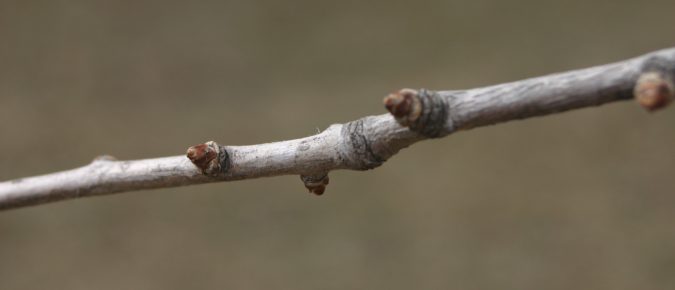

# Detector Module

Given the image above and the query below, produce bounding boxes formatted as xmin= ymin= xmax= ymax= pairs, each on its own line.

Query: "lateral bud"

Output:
xmin=186 ymin=141 xmax=222 ymax=176
xmin=383 ymin=88 xmax=422 ymax=126
xmin=300 ymin=173 xmax=330 ymax=196
xmin=383 ymin=88 xmax=449 ymax=138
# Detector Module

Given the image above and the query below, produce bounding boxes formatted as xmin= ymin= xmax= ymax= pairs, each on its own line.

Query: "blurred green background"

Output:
xmin=2 ymin=0 xmax=675 ymax=289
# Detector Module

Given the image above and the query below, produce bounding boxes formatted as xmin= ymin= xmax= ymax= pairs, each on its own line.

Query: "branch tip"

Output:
xmin=187 ymin=141 xmax=221 ymax=176
xmin=635 ymin=72 xmax=674 ymax=112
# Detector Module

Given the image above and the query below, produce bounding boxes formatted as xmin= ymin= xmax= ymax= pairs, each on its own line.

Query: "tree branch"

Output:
xmin=2 ymin=48 xmax=674 ymax=210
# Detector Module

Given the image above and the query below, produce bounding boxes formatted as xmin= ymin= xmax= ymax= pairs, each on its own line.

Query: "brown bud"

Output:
xmin=383 ymin=88 xmax=422 ymax=126
xmin=635 ymin=72 xmax=674 ymax=112
xmin=300 ymin=174 xmax=330 ymax=196
xmin=186 ymin=141 xmax=221 ymax=176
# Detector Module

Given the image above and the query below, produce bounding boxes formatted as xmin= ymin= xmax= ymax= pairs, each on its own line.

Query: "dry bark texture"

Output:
xmin=1 ymin=48 xmax=674 ymax=210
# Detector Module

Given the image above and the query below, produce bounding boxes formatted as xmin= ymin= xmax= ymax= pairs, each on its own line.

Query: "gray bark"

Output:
xmin=1 ymin=48 xmax=674 ymax=210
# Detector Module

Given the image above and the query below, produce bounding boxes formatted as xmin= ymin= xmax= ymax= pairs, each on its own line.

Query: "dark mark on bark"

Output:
xmin=384 ymin=89 xmax=449 ymax=138
xmin=340 ymin=118 xmax=384 ymax=170
xmin=298 ymin=142 xmax=310 ymax=151
xmin=642 ymin=55 xmax=675 ymax=79
xmin=411 ymin=89 xmax=449 ymax=138
xmin=218 ymin=145 xmax=230 ymax=173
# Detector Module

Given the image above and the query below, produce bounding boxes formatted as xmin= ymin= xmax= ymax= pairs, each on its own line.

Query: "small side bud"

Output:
xmin=635 ymin=72 xmax=674 ymax=112
xmin=187 ymin=141 xmax=221 ymax=176
xmin=384 ymin=88 xmax=450 ymax=138
xmin=383 ymin=88 xmax=422 ymax=126
xmin=300 ymin=174 xmax=330 ymax=196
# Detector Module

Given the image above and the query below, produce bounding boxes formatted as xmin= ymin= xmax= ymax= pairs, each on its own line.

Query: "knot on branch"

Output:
xmin=384 ymin=88 xmax=449 ymax=137
xmin=186 ymin=141 xmax=229 ymax=176
xmin=300 ymin=173 xmax=329 ymax=195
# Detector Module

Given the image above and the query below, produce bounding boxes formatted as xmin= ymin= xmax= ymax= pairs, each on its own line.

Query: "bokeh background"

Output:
xmin=2 ymin=0 xmax=675 ymax=289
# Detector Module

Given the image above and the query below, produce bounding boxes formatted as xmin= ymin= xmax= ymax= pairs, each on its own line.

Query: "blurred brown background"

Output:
xmin=2 ymin=0 xmax=675 ymax=289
